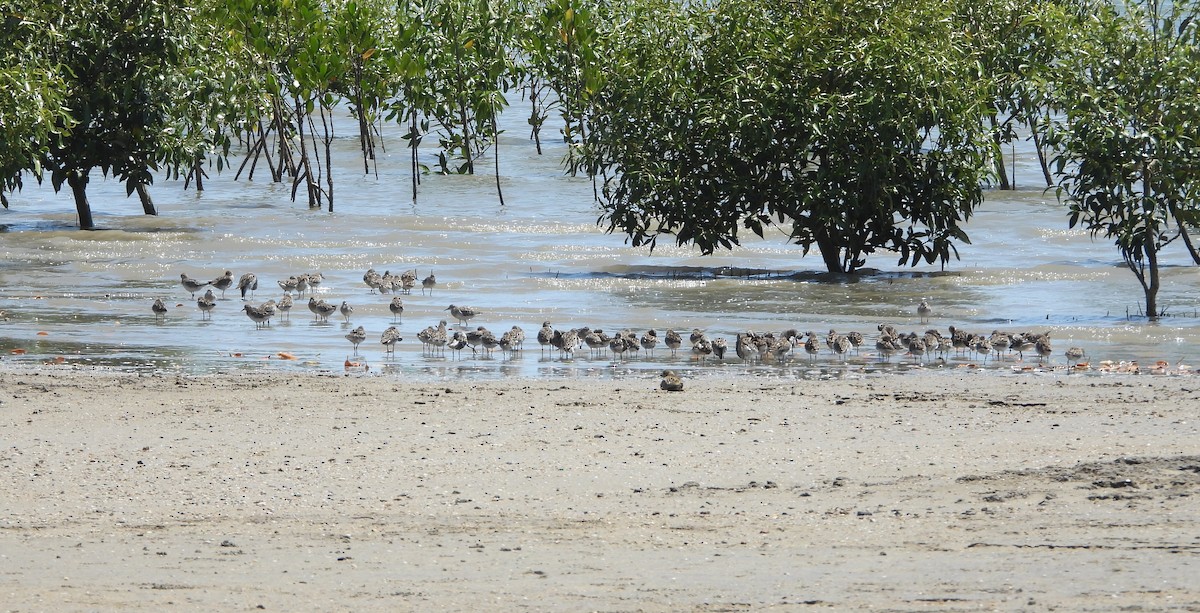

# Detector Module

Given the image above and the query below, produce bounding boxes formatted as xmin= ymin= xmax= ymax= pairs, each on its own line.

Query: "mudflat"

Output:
xmin=1 ymin=369 xmax=1197 ymax=611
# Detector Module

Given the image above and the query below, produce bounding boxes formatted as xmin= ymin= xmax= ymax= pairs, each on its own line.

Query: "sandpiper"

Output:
xmin=665 ymin=329 xmax=683 ymax=356
xmin=422 ymin=272 xmax=437 ymax=295
xmin=1035 ymin=335 xmax=1053 ymax=363
xmin=197 ymin=289 xmax=216 ymax=320
xmin=400 ymin=270 xmax=418 ymax=294
xmin=537 ymin=322 xmax=554 ymax=355
xmin=712 ymin=337 xmax=728 ymax=360
xmin=803 ymin=332 xmax=821 ymax=361
xmin=152 ymin=298 xmax=168 ymax=322
xmin=609 ymin=335 xmax=628 ymax=360
xmin=242 ymin=304 xmax=270 ymax=328
xmin=424 ymin=320 xmax=449 ymax=354
xmin=1065 ymin=346 xmax=1086 ymax=364
xmin=832 ymin=334 xmax=851 ymax=362
xmin=917 ymin=301 xmax=933 ymax=324
xmin=363 ymin=268 xmax=381 ymax=293
xmin=180 ymin=273 xmax=209 ymax=298
xmin=380 ymin=326 xmax=402 ymax=356
xmin=303 ymin=272 xmax=324 ymax=294
xmin=446 ymin=304 xmax=480 ymax=326
xmin=277 ymin=276 xmax=300 ymax=294
xmin=339 ymin=301 xmax=354 ymax=322
xmin=314 ymin=300 xmax=337 ymax=322
xmin=389 ymin=297 xmax=405 ymax=322
xmin=210 ymin=271 xmax=234 ymax=299
xmin=640 ymin=329 xmax=659 ymax=355
xmin=238 ymin=272 xmax=258 ymax=300
xmin=660 ymin=370 xmax=684 ymax=392
xmin=277 ymin=294 xmax=294 ymax=320
xmin=345 ymin=325 xmax=367 ymax=355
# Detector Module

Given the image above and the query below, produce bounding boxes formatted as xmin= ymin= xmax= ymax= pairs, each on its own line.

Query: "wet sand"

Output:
xmin=1 ymin=368 xmax=1198 ymax=610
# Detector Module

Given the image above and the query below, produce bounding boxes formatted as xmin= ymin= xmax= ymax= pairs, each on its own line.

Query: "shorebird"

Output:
xmin=242 ymin=304 xmax=270 ymax=328
xmin=422 ymin=272 xmax=437 ymax=295
xmin=480 ymin=328 xmax=500 ymax=356
xmin=1015 ymin=333 xmax=1038 ymax=360
xmin=399 ymin=270 xmax=417 ymax=294
xmin=380 ymin=326 xmax=402 ymax=356
xmin=803 ymin=332 xmax=821 ymax=362
xmin=689 ymin=328 xmax=706 ymax=346
xmin=660 ymin=370 xmax=684 ymax=392
xmin=553 ymin=328 xmax=580 ymax=357
xmin=691 ymin=337 xmax=713 ymax=360
xmin=640 ymin=329 xmax=659 ymax=355
xmin=846 ymin=331 xmax=865 ymax=354
xmin=917 ymin=301 xmax=933 ymax=323
xmin=1035 ymin=335 xmax=1053 ymax=363
xmin=313 ymin=300 xmax=337 ymax=322
xmin=876 ymin=335 xmax=900 ymax=362
xmin=152 ymin=298 xmax=168 ymax=322
xmin=257 ymin=300 xmax=277 ymax=326
xmin=447 ymin=330 xmax=468 ymax=357
xmin=499 ymin=328 xmax=521 ymax=356
xmin=584 ymin=329 xmax=607 ymax=357
xmin=907 ymin=335 xmax=927 ymax=362
xmin=303 ymin=272 xmax=324 ymax=294
xmin=180 ymin=273 xmax=208 ymax=298
xmin=1065 ymin=346 xmax=1086 ymax=365
xmin=832 ymin=334 xmax=851 ymax=362
xmin=971 ymin=336 xmax=993 ymax=361
xmin=665 ymin=329 xmax=683 ymax=356
xmin=363 ymin=268 xmax=382 ymax=293
xmin=423 ymin=320 xmax=449 ymax=355
xmin=339 ymin=301 xmax=354 ymax=322
xmin=307 ymin=296 xmax=323 ymax=320
xmin=735 ymin=333 xmax=755 ymax=363
xmin=537 ymin=322 xmax=554 ymax=355
xmin=446 ymin=304 xmax=480 ymax=326
xmin=609 ymin=335 xmax=628 ymax=360
xmin=948 ymin=326 xmax=970 ymax=356
xmin=712 ymin=337 xmax=728 ymax=360
xmin=237 ymin=272 xmax=258 ymax=300
xmin=345 ymin=325 xmax=367 ymax=354
xmin=990 ymin=331 xmax=1011 ymax=359
xmin=277 ymin=276 xmax=300 ymax=294
xmin=389 ymin=297 xmax=405 ymax=322
xmin=466 ymin=326 xmax=488 ymax=354
xmin=197 ymin=289 xmax=216 ymax=320
xmin=210 ymin=271 xmax=234 ymax=299
xmin=277 ymin=294 xmax=293 ymax=320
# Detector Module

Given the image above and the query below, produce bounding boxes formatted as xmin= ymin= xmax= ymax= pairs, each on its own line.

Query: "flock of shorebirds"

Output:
xmin=144 ymin=275 xmax=1095 ymax=370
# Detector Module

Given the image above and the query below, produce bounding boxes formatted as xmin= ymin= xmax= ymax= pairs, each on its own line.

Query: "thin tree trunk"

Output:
xmin=322 ymin=102 xmax=335 ymax=213
xmin=1027 ymin=111 xmax=1053 ymax=187
xmin=410 ymin=105 xmax=420 ymax=204
xmin=1176 ymin=215 xmax=1200 ymax=265
xmin=989 ymin=114 xmax=1011 ymax=190
xmin=1145 ymin=243 xmax=1160 ymax=318
xmin=492 ymin=108 xmax=505 ymax=206
xmin=292 ymin=93 xmax=319 ymax=208
xmin=67 ymin=171 xmax=95 ymax=230
xmin=136 ymin=183 xmax=157 ymax=215
xmin=529 ymin=81 xmax=544 ymax=155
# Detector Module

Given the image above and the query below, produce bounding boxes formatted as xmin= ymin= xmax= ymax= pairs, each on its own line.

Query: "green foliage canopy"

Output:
xmin=581 ymin=0 xmax=993 ymax=273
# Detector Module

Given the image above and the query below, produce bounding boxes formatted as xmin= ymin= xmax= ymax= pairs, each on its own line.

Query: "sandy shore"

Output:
xmin=1 ymin=368 xmax=1198 ymax=611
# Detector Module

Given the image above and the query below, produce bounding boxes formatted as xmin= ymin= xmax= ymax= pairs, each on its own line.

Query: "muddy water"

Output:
xmin=2 ymin=112 xmax=1198 ymax=380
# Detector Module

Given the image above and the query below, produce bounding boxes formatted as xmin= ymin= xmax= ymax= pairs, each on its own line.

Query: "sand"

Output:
xmin=1 ymin=368 xmax=1198 ymax=611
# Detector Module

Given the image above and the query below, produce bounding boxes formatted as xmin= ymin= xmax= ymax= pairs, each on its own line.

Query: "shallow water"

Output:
xmin=2 ymin=110 xmax=1199 ymax=380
